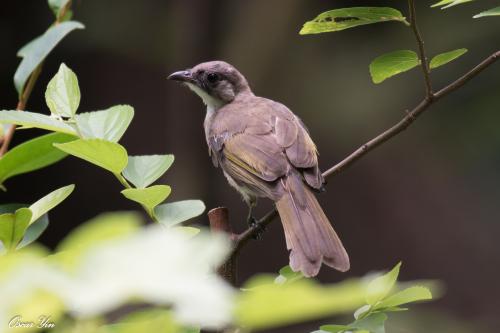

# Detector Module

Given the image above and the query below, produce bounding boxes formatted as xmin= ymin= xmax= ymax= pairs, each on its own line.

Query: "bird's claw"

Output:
xmin=248 ymin=217 xmax=266 ymax=240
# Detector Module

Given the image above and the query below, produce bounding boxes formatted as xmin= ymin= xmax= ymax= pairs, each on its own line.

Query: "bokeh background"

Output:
xmin=1 ymin=1 xmax=499 ymax=332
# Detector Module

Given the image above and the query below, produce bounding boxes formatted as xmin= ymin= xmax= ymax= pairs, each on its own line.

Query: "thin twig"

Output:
xmin=0 ymin=1 xmax=73 ymax=157
xmin=231 ymin=50 xmax=499 ymax=249
xmin=408 ymin=0 xmax=433 ymax=97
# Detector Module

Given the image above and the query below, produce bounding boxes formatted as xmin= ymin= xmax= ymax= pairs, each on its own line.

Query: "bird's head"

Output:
xmin=168 ymin=61 xmax=251 ymax=109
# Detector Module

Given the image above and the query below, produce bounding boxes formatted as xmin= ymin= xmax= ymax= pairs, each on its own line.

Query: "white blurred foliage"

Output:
xmin=0 ymin=225 xmax=235 ymax=329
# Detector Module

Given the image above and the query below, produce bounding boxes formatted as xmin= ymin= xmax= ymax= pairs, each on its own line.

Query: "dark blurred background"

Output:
xmin=1 ymin=1 xmax=499 ymax=332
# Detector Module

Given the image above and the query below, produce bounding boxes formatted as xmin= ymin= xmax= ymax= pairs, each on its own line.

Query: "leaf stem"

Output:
xmin=408 ymin=0 xmax=433 ymax=97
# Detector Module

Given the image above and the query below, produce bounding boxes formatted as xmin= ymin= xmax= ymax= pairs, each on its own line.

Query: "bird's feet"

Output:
xmin=248 ymin=216 xmax=266 ymax=240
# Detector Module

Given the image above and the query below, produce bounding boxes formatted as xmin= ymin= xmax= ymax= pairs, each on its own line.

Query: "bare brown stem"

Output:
xmin=208 ymin=207 xmax=238 ymax=286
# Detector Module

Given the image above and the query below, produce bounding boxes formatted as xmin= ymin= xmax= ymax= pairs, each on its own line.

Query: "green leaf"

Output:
xmin=474 ymin=6 xmax=500 ymax=18
xmin=275 ymin=265 xmax=304 ymax=284
xmin=0 ymin=133 xmax=76 ymax=187
xmin=300 ymin=7 xmax=408 ymax=35
xmin=14 ymin=21 xmax=84 ymax=95
xmin=366 ymin=262 xmax=401 ymax=305
xmin=75 ymin=105 xmax=134 ymax=142
xmin=17 ymin=214 xmax=49 ymax=249
xmin=320 ymin=324 xmax=352 ymax=333
xmin=235 ymin=276 xmax=367 ymax=330
xmin=431 ymin=0 xmax=475 ymax=9
xmin=29 ymin=184 xmax=75 ymax=224
xmin=154 ymin=200 xmax=206 ymax=227
xmin=369 ymin=50 xmax=419 ymax=84
xmin=123 ymin=155 xmax=174 ymax=188
xmin=0 ymin=208 xmax=32 ymax=250
xmin=430 ymin=48 xmax=468 ymax=69
xmin=354 ymin=304 xmax=371 ymax=320
xmin=121 ymin=185 xmax=171 ymax=215
xmin=376 ymin=286 xmax=432 ymax=309
xmin=54 ymin=139 xmax=128 ymax=174
xmin=351 ymin=313 xmax=387 ymax=333
xmin=0 ymin=111 xmax=77 ymax=135
xmin=45 ymin=63 xmax=80 ymax=118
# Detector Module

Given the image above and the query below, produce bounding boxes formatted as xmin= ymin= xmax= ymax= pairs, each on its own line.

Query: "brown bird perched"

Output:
xmin=168 ymin=61 xmax=349 ymax=277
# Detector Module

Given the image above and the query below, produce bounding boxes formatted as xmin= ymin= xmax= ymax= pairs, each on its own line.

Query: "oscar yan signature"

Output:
xmin=8 ymin=315 xmax=55 ymax=329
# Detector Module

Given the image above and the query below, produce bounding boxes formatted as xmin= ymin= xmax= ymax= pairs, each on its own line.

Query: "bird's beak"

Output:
xmin=167 ymin=70 xmax=194 ymax=83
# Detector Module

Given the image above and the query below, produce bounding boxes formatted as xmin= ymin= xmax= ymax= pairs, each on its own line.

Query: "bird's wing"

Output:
xmin=208 ymin=98 xmax=324 ymax=192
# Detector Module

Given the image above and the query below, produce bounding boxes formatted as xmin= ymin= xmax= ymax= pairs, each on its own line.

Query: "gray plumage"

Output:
xmin=168 ymin=61 xmax=349 ymax=277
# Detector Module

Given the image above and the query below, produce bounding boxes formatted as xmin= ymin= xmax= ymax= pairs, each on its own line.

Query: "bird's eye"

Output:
xmin=207 ymin=72 xmax=219 ymax=83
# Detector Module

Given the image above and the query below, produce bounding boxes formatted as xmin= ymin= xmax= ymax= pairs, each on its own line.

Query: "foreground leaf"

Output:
xmin=369 ymin=50 xmax=419 ymax=84
xmin=54 ymin=139 xmax=128 ymax=174
xmin=0 ymin=133 xmax=76 ymax=187
xmin=430 ymin=48 xmax=467 ymax=69
xmin=14 ymin=21 xmax=84 ymax=95
xmin=45 ymin=63 xmax=81 ymax=118
xmin=235 ymin=276 xmax=367 ymax=330
xmin=75 ymin=105 xmax=134 ymax=142
xmin=300 ymin=7 xmax=408 ymax=35
xmin=0 ymin=110 xmax=77 ymax=135
xmin=121 ymin=185 xmax=171 ymax=215
xmin=366 ymin=262 xmax=401 ymax=305
xmin=376 ymin=286 xmax=432 ymax=309
xmin=473 ymin=6 xmax=500 ymax=18
xmin=29 ymin=184 xmax=75 ymax=224
xmin=154 ymin=200 xmax=206 ymax=227
xmin=48 ymin=0 xmax=71 ymax=18
xmin=123 ymin=155 xmax=174 ymax=188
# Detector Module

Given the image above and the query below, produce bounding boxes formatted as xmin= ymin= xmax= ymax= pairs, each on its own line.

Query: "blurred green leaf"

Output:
xmin=351 ymin=313 xmax=387 ymax=333
xmin=54 ymin=139 xmax=128 ymax=174
xmin=123 ymin=155 xmax=174 ymax=188
xmin=97 ymin=309 xmax=179 ymax=333
xmin=0 ymin=111 xmax=77 ymax=135
xmin=0 ymin=208 xmax=32 ymax=250
xmin=29 ymin=184 xmax=74 ymax=224
xmin=431 ymin=0 xmax=475 ymax=9
xmin=121 ymin=185 xmax=171 ymax=215
xmin=319 ymin=325 xmax=352 ymax=333
xmin=275 ymin=265 xmax=304 ymax=284
xmin=473 ymin=6 xmax=500 ymax=18
xmin=57 ymin=212 xmax=141 ymax=252
xmin=75 ymin=105 xmax=134 ymax=142
xmin=300 ymin=7 xmax=408 ymax=35
xmin=376 ymin=286 xmax=432 ymax=309
xmin=45 ymin=63 xmax=80 ymax=118
xmin=366 ymin=262 xmax=401 ymax=305
xmin=235 ymin=276 xmax=367 ymax=330
xmin=369 ymin=50 xmax=419 ymax=84
xmin=0 ymin=133 xmax=76 ymax=187
xmin=14 ymin=21 xmax=84 ymax=95
xmin=430 ymin=48 xmax=467 ymax=69
xmin=154 ymin=200 xmax=205 ymax=227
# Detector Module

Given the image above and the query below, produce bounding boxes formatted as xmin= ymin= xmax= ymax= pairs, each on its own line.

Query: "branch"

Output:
xmin=408 ymin=0 xmax=433 ymax=96
xmin=231 ymin=50 xmax=499 ymax=248
xmin=0 ymin=1 xmax=73 ymax=157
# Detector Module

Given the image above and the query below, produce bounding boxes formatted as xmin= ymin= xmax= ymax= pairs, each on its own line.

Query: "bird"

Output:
xmin=168 ymin=61 xmax=349 ymax=277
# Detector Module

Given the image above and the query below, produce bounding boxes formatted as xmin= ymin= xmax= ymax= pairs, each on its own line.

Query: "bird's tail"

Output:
xmin=275 ymin=173 xmax=349 ymax=277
